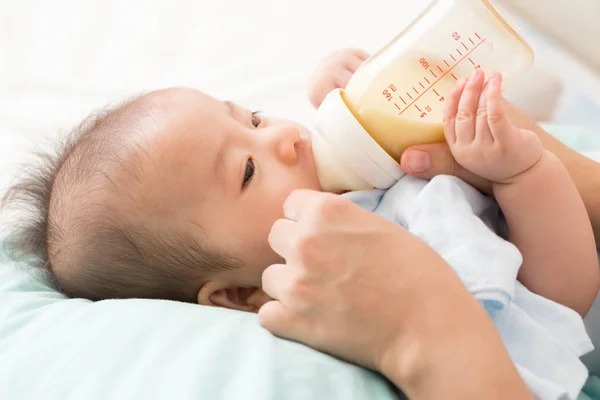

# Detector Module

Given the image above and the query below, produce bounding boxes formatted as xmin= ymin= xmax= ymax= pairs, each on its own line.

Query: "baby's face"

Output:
xmin=142 ymin=88 xmax=321 ymax=288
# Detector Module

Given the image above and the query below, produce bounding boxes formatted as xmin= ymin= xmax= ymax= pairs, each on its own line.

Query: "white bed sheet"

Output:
xmin=0 ymin=0 xmax=599 ymax=198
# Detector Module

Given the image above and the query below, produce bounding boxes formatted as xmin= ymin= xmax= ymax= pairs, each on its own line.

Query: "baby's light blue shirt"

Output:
xmin=344 ymin=175 xmax=593 ymax=400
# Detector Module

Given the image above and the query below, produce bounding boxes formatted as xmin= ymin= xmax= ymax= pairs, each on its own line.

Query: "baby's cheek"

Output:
xmin=241 ymin=210 xmax=285 ymax=269
xmin=263 ymin=180 xmax=295 ymax=211
xmin=244 ymin=197 xmax=283 ymax=237
xmin=254 ymin=172 xmax=314 ymax=237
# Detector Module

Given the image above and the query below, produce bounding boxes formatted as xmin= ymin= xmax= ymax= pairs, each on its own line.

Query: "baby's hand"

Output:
xmin=444 ymin=70 xmax=543 ymax=184
xmin=308 ymin=48 xmax=369 ymax=109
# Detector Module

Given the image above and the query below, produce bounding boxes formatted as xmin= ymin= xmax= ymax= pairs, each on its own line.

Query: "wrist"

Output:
xmin=378 ymin=268 xmax=532 ymax=399
xmin=377 ymin=266 xmax=513 ymax=397
xmin=381 ymin=306 xmax=532 ymax=399
xmin=376 ymin=255 xmax=467 ymax=390
xmin=492 ymin=150 xmax=555 ymax=193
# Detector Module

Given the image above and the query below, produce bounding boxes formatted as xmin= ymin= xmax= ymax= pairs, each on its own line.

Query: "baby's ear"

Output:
xmin=198 ymin=282 xmax=267 ymax=313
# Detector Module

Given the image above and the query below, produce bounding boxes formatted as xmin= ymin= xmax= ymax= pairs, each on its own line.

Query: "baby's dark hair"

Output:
xmin=1 ymin=94 xmax=240 ymax=302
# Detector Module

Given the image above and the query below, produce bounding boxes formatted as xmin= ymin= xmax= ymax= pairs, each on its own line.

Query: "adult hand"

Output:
xmin=259 ymin=189 xmax=532 ymax=399
xmin=260 ymin=189 xmax=446 ymax=370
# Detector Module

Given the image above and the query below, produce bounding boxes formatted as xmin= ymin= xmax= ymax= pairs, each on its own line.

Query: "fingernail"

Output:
xmin=491 ymin=78 xmax=500 ymax=91
xmin=405 ymin=150 xmax=431 ymax=173
xmin=469 ymin=69 xmax=481 ymax=82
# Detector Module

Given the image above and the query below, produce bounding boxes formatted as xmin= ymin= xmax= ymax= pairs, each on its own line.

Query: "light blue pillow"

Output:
xmin=0 ymin=246 xmax=400 ymax=399
xmin=541 ymin=123 xmax=600 ymax=153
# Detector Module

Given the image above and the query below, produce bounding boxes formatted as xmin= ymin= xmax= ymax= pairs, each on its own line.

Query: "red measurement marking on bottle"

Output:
xmin=419 ymin=82 xmax=425 ymax=89
xmin=475 ymin=32 xmax=481 ymax=40
xmin=397 ymin=38 xmax=486 ymax=116
xmin=399 ymin=96 xmax=407 ymax=105
xmin=469 ymin=38 xmax=475 ymax=45
xmin=437 ymin=65 xmax=444 ymax=73
xmin=457 ymin=48 xmax=463 ymax=56
xmin=395 ymin=103 xmax=401 ymax=110
xmin=461 ymin=41 xmax=468 ymax=50
xmin=412 ymin=87 xmax=417 ymax=94
xmin=469 ymin=57 xmax=475 ymax=65
xmin=415 ymin=105 xmax=422 ymax=112
xmin=424 ymin=77 xmax=430 ymax=84
xmin=444 ymin=60 xmax=450 ymax=67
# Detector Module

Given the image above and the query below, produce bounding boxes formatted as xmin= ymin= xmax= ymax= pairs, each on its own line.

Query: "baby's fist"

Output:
xmin=308 ymin=48 xmax=369 ymax=109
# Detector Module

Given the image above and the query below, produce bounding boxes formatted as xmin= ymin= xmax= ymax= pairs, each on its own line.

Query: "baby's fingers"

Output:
xmin=486 ymin=73 xmax=513 ymax=140
xmin=444 ymin=77 xmax=467 ymax=144
xmin=333 ymin=68 xmax=354 ymax=91
xmin=473 ymin=77 xmax=495 ymax=144
xmin=455 ymin=69 xmax=485 ymax=144
xmin=346 ymin=49 xmax=370 ymax=70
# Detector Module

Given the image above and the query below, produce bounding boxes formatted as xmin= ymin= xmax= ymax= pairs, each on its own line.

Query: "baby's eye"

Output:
xmin=243 ymin=158 xmax=255 ymax=187
xmin=251 ymin=111 xmax=262 ymax=128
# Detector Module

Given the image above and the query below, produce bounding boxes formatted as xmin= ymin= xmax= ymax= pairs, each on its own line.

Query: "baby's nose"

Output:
xmin=269 ymin=125 xmax=300 ymax=164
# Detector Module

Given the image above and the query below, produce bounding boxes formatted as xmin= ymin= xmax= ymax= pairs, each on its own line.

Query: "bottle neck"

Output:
xmin=313 ymin=89 xmax=405 ymax=191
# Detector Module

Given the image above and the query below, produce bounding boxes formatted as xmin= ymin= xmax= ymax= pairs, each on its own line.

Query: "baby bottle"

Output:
xmin=312 ymin=0 xmax=534 ymax=192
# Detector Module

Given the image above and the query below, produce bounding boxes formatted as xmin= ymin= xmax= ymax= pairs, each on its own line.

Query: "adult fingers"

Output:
xmin=259 ymin=300 xmax=308 ymax=343
xmin=268 ymin=218 xmax=297 ymax=260
xmin=282 ymin=189 xmax=335 ymax=222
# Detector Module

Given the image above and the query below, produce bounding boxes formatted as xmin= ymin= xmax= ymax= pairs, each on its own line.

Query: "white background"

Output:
xmin=1 ymin=0 xmax=599 ymax=195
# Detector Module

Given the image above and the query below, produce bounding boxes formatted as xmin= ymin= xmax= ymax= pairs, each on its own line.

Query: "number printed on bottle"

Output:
xmin=382 ymin=89 xmax=393 ymax=101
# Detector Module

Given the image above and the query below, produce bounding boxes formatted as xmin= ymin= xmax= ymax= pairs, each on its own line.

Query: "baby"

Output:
xmin=4 ymin=48 xmax=595 ymax=309
xmin=2 ymin=48 xmax=599 ymax=397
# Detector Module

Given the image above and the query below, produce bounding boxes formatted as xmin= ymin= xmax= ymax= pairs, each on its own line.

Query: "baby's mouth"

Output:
xmin=297 ymin=137 xmax=320 ymax=182
xmin=298 ymin=126 xmax=312 ymax=140
xmin=295 ymin=138 xmax=309 ymax=161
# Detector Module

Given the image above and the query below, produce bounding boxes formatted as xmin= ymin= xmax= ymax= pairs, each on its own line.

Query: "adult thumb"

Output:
xmin=400 ymin=143 xmax=492 ymax=194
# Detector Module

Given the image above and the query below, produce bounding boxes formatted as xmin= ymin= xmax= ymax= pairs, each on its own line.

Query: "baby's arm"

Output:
xmin=445 ymin=69 xmax=599 ymax=316
xmin=502 ymin=100 xmax=600 ymax=246
xmin=494 ymin=152 xmax=598 ymax=316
